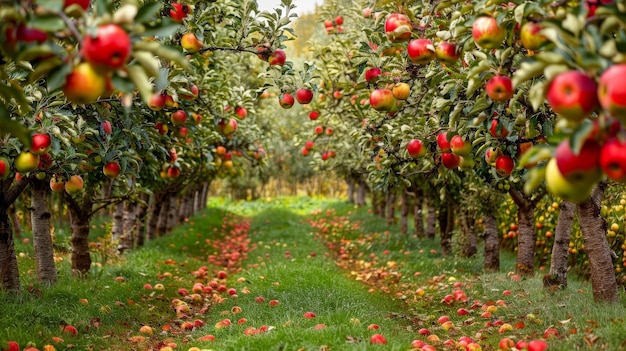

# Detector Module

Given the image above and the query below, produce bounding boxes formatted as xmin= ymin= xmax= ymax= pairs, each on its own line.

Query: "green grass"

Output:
xmin=1 ymin=196 xmax=625 ymax=351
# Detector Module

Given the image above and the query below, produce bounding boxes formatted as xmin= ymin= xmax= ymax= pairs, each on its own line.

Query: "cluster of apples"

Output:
xmin=541 ymin=63 xmax=626 ymax=203
xmin=323 ymin=16 xmax=344 ymax=35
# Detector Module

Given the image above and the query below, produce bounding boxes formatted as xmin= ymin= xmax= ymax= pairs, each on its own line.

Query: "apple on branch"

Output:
xmin=450 ymin=135 xmax=472 ymax=156
xmin=545 ymin=158 xmax=595 ymax=203
xmin=407 ymin=139 xmax=426 ymax=158
xmin=279 ymin=93 xmax=295 ymax=109
xmin=547 ymin=70 xmax=598 ymax=122
xmin=435 ymin=41 xmax=460 ymax=64
xmin=103 ymin=161 xmax=121 ymax=179
xmin=472 ymin=16 xmax=506 ymax=50
xmin=600 ymin=138 xmax=626 ymax=182
xmin=555 ymin=139 xmax=602 ymax=185
xmin=520 ymin=22 xmax=547 ymax=51
xmin=486 ymin=75 xmax=514 ymax=102
xmin=407 ymin=38 xmax=436 ymax=65
xmin=392 ymin=83 xmax=410 ymax=100
xmin=385 ymin=13 xmax=412 ymax=43
xmin=296 ymin=88 xmax=314 ymax=104
xmin=437 ymin=132 xmax=451 ymax=152
xmin=82 ymin=24 xmax=132 ymax=70
xmin=181 ymin=32 xmax=203 ymax=53
xmin=369 ymin=88 xmax=396 ymax=111
xmin=598 ymin=64 xmax=626 ymax=122
xmin=63 ymin=62 xmax=107 ymax=105
xmin=30 ymin=133 xmax=51 ymax=155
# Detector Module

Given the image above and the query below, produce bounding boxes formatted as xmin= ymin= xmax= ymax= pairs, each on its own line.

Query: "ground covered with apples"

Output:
xmin=1 ymin=197 xmax=625 ymax=351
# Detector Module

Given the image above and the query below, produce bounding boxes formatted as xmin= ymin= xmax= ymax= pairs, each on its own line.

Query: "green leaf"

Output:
xmin=0 ymin=106 xmax=31 ymax=147
xmin=135 ymin=2 xmax=162 ymax=23
xmin=47 ymin=63 xmax=72 ymax=92
xmin=127 ymin=65 xmax=152 ymax=104
xmin=528 ymin=81 xmax=547 ymax=111
xmin=142 ymin=21 xmax=181 ymax=37
xmin=29 ymin=15 xmax=65 ymax=32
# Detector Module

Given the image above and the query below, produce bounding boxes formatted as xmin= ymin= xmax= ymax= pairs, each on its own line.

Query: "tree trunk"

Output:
xmin=510 ymin=189 xmax=536 ymax=277
xmin=438 ymin=200 xmax=454 ymax=256
xmin=200 ymin=182 xmax=210 ymax=210
xmin=119 ymin=200 xmax=137 ymax=254
xmin=544 ymin=201 xmax=575 ymax=289
xmin=356 ymin=177 xmax=367 ymax=207
xmin=111 ymin=202 xmax=124 ymax=246
xmin=385 ymin=191 xmax=396 ymax=225
xmin=483 ymin=213 xmax=500 ymax=272
xmin=0 ymin=177 xmax=30 ymax=291
xmin=67 ymin=197 xmax=93 ymax=275
xmin=156 ymin=192 xmax=171 ymax=237
xmin=135 ymin=193 xmax=149 ymax=247
xmin=166 ymin=194 xmax=178 ymax=232
xmin=8 ymin=204 xmax=21 ymax=239
xmin=460 ymin=207 xmax=477 ymax=258
xmin=400 ymin=190 xmax=409 ymax=234
xmin=30 ymin=179 xmax=57 ymax=286
xmin=347 ymin=177 xmax=355 ymax=204
xmin=413 ymin=187 xmax=425 ymax=238
xmin=577 ymin=183 xmax=619 ymax=302
xmin=425 ymin=196 xmax=436 ymax=239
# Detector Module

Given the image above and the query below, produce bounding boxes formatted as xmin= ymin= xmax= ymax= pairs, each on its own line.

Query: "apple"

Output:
xmin=65 ymin=175 xmax=84 ymax=194
xmin=598 ymin=64 xmax=626 ymax=121
xmin=170 ymin=110 xmax=187 ymax=125
xmin=441 ymin=152 xmax=461 ymax=169
xmin=30 ymin=133 xmax=51 ymax=155
xmin=520 ymin=22 xmax=547 ymax=51
xmin=369 ymin=88 xmax=396 ymax=111
xmin=437 ymin=132 xmax=451 ymax=152
xmin=599 ymin=138 xmax=626 ymax=182
xmin=326 ymin=127 xmax=334 ymax=136
xmin=64 ymin=0 xmax=90 ymax=10
xmin=495 ymin=155 xmax=515 ymax=177
xmin=407 ymin=38 xmax=436 ymax=64
xmin=527 ymin=340 xmax=548 ymax=351
xmin=363 ymin=8 xmax=372 ymax=18
xmin=181 ymin=32 xmax=203 ymax=53
xmin=407 ymin=139 xmax=426 ymax=157
xmin=547 ymin=70 xmax=598 ymax=122
xmin=155 ymin=122 xmax=168 ymax=135
xmin=301 ymin=147 xmax=309 ymax=156
xmin=296 ymin=88 xmax=314 ymax=104
xmin=498 ymin=337 xmax=515 ymax=350
xmin=392 ymin=82 xmax=411 ymax=100
xmin=269 ymin=49 xmax=286 ymax=65
xmin=369 ymin=334 xmax=387 ymax=344
xmin=459 ymin=156 xmax=475 ymax=170
xmin=545 ymin=158 xmax=595 ymax=203
xmin=585 ymin=0 xmax=615 ymax=18
xmin=14 ymin=25 xmax=48 ymax=43
xmin=220 ymin=118 xmax=238 ymax=135
xmin=279 ymin=93 xmax=295 ymax=108
xmin=555 ymin=139 xmax=602 ymax=184
xmin=167 ymin=167 xmax=180 ymax=178
xmin=385 ymin=13 xmax=412 ymax=43
xmin=180 ymin=84 xmax=199 ymax=100
xmin=164 ymin=94 xmax=177 ymax=108
xmin=82 ymin=24 xmax=131 ymax=70
xmin=235 ymin=107 xmax=247 ymax=118
xmin=63 ymin=62 xmax=106 ymax=105
xmin=365 ymin=67 xmax=382 ymax=83
xmin=450 ymin=135 xmax=472 ymax=156
xmin=333 ymin=90 xmax=342 ymax=99
xmin=486 ymin=75 xmax=514 ymax=102
xmin=435 ymin=41 xmax=460 ymax=63
xmin=314 ymin=126 xmax=324 ymax=135
xmin=304 ymin=141 xmax=314 ymax=150
xmin=103 ymin=161 xmax=121 ymax=178
xmin=472 ymin=16 xmax=506 ymax=50
xmin=15 ymin=151 xmax=40 ymax=173
xmin=485 ymin=147 xmax=502 ymax=166
xmin=309 ymin=111 xmax=319 ymax=120
xmin=515 ymin=340 xmax=529 ymax=350
xmin=102 ymin=120 xmax=112 ymax=135
xmin=0 ymin=158 xmax=11 ymax=179
xmin=38 ymin=153 xmax=53 ymax=169
xmin=335 ymin=16 xmax=343 ymax=25
xmin=170 ymin=3 xmax=190 ymax=22
xmin=490 ymin=119 xmax=509 ymax=138
xmin=144 ymin=93 xmax=163 ymax=112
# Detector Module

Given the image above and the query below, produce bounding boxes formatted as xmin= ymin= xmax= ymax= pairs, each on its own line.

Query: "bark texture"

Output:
xmin=0 ymin=177 xmax=30 ymax=291
xmin=66 ymin=195 xmax=93 ymax=275
xmin=483 ymin=213 xmax=500 ymax=272
xmin=459 ymin=208 xmax=477 ymax=258
xmin=577 ymin=183 xmax=619 ymax=302
xmin=30 ymin=179 xmax=57 ymax=286
xmin=412 ymin=187 xmax=425 ymax=238
xmin=425 ymin=195 xmax=436 ymax=239
xmin=509 ymin=189 xmax=536 ymax=277
xmin=400 ymin=190 xmax=409 ymax=234
xmin=544 ymin=201 xmax=575 ymax=289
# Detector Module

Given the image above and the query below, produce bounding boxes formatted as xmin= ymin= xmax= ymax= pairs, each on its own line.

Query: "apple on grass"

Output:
xmin=369 ymin=334 xmax=387 ymax=344
xmin=82 ymin=24 xmax=131 ymax=70
xmin=547 ymin=70 xmax=598 ymax=122
xmin=472 ymin=16 xmax=506 ymax=50
xmin=486 ymin=75 xmax=514 ymax=102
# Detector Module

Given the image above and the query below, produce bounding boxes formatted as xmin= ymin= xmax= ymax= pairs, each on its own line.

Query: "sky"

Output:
xmin=256 ymin=0 xmax=323 ymax=15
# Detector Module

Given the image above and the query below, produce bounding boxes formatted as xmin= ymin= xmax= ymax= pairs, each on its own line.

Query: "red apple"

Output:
xmin=437 ymin=132 xmax=451 ymax=152
xmin=441 ymin=152 xmax=461 ymax=169
xmin=180 ymin=84 xmax=199 ymax=100
xmin=63 ymin=62 xmax=106 ymax=105
xmin=600 ymin=138 xmax=626 ymax=182
xmin=103 ymin=161 xmax=121 ymax=178
xmin=38 ymin=153 xmax=53 ymax=169
xmin=101 ymin=120 xmax=112 ymax=135
xmin=369 ymin=334 xmax=387 ymax=344
xmin=269 ymin=49 xmax=286 ymax=65
xmin=486 ymin=75 xmax=514 ymax=102
xmin=520 ymin=22 xmax=547 ymax=51
xmin=304 ymin=141 xmax=314 ymax=150
xmin=407 ymin=139 xmax=426 ymax=157
xmin=365 ymin=67 xmax=382 ymax=83
xmin=495 ymin=155 xmax=515 ymax=177
xmin=0 ymin=157 xmax=11 ymax=179
xmin=499 ymin=337 xmax=515 ymax=350
xmin=279 ymin=93 xmax=295 ymax=108
xmin=296 ymin=88 xmax=314 ymax=104
xmin=175 ymin=127 xmax=188 ymax=138
xmin=369 ymin=88 xmax=396 ymax=111
xmin=82 ymin=24 xmax=131 ymax=70
xmin=30 ymin=133 xmax=51 ymax=155
xmin=65 ymin=175 xmax=84 ymax=194
xmin=314 ymin=125 xmax=324 ymax=135
xmin=167 ymin=166 xmax=180 ymax=178
xmin=598 ymin=64 xmax=626 ymax=122
xmin=220 ymin=118 xmax=238 ymax=135
xmin=527 ymin=340 xmax=548 ymax=351
xmin=235 ymin=107 xmax=247 ymax=118
xmin=180 ymin=33 xmax=203 ymax=54
xmin=555 ymin=139 xmax=602 ymax=184
xmin=169 ymin=3 xmax=190 ymax=22
xmin=435 ymin=41 xmax=460 ymax=63
xmin=407 ymin=38 xmax=436 ymax=65
xmin=64 ymin=0 xmax=90 ymax=10
xmin=170 ymin=110 xmax=187 ymax=125
xmin=450 ymin=135 xmax=472 ymax=156
xmin=547 ymin=70 xmax=598 ymax=122
xmin=325 ymin=127 xmax=334 ymax=136
xmin=335 ymin=16 xmax=343 ymax=25
xmin=490 ymin=119 xmax=509 ymax=138
xmin=155 ymin=122 xmax=168 ymax=135
xmin=385 ymin=13 xmax=412 ymax=43
xmin=309 ymin=111 xmax=319 ymax=120
xmin=472 ymin=16 xmax=506 ymax=50
xmin=301 ymin=147 xmax=310 ymax=156
xmin=545 ymin=158 xmax=595 ymax=203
